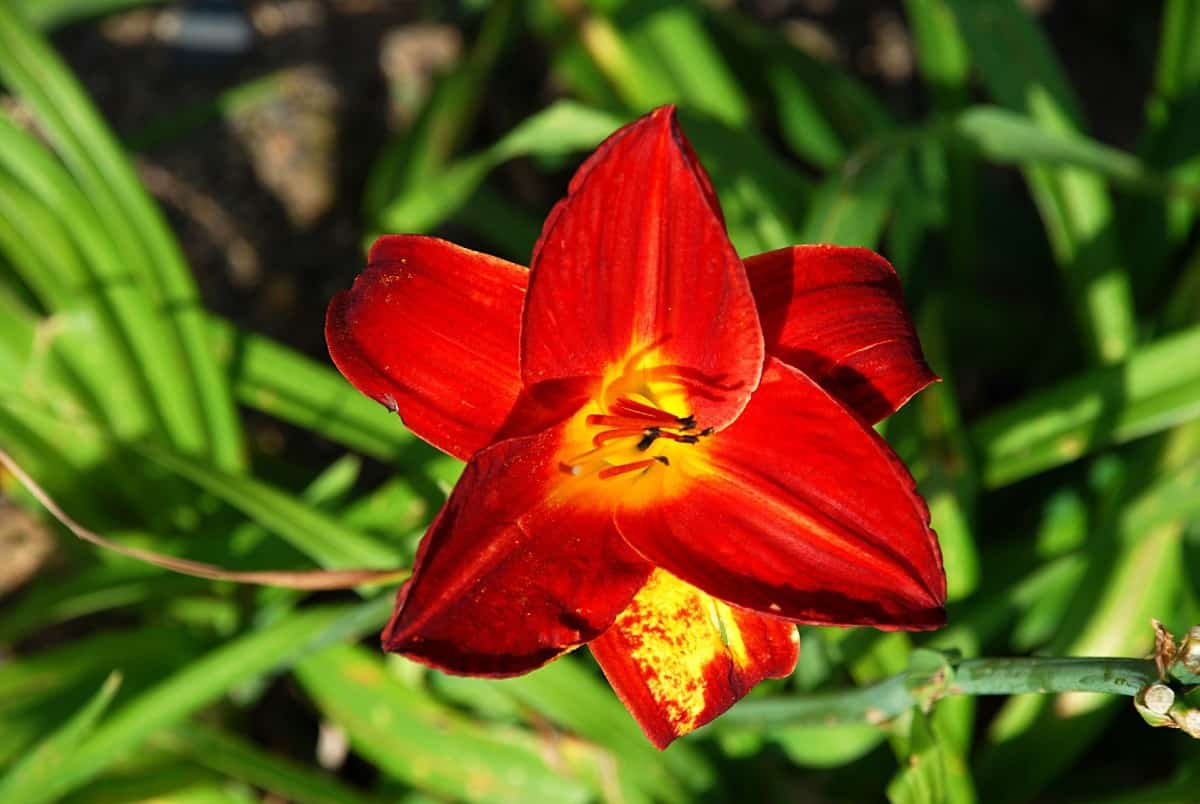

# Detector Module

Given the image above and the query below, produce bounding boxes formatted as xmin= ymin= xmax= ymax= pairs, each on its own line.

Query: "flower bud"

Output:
xmin=1135 ymin=683 xmax=1177 ymax=728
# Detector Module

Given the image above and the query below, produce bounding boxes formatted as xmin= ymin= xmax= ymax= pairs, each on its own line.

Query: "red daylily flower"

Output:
xmin=326 ymin=106 xmax=945 ymax=748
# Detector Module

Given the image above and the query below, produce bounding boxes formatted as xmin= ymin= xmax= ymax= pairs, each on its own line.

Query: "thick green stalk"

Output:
xmin=720 ymin=657 xmax=1158 ymax=729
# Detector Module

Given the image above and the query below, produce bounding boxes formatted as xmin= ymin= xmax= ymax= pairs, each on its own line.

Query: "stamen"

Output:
xmin=597 ymin=459 xmax=661 ymax=480
xmin=587 ymin=414 xmax=673 ymax=430
xmin=592 ymin=427 xmax=648 ymax=447
xmin=563 ymin=439 xmax=638 ymax=467
xmin=610 ymin=397 xmax=681 ymax=425
xmin=568 ymin=392 xmax=712 ymax=481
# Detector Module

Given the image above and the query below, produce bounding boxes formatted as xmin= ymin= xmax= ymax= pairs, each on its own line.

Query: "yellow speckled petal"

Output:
xmin=590 ymin=568 xmax=799 ymax=749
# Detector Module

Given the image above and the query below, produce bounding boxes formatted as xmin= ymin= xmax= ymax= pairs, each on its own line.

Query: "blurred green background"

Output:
xmin=1 ymin=0 xmax=1199 ymax=801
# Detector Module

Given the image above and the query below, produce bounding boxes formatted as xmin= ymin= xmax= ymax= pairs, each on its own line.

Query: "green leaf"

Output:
xmin=950 ymin=106 xmax=1198 ymax=199
xmin=905 ymin=0 xmax=971 ymax=109
xmin=293 ymin=645 xmax=593 ymax=804
xmin=767 ymin=64 xmax=846 ymax=169
xmin=133 ymin=443 xmax=403 ymax=570
xmin=154 ymin=721 xmax=380 ymax=804
xmin=206 ymin=317 xmax=415 ymax=463
xmin=770 ymin=723 xmax=887 ymax=768
xmin=0 ymin=4 xmax=244 ymax=467
xmin=374 ymin=101 xmax=623 ymax=236
xmin=19 ymin=601 xmax=387 ymax=804
xmin=943 ymin=0 xmax=1136 ymax=366
xmin=0 ymin=672 xmax=122 ymax=802
xmin=1155 ymin=0 xmax=1200 ymax=101
xmin=799 ymin=146 xmax=906 ymax=248
xmin=970 ymin=325 xmax=1200 ymax=487
xmin=887 ymin=711 xmax=947 ymax=804
xmin=363 ymin=0 xmax=516 ymax=220
xmin=0 ymin=118 xmax=189 ymax=446
xmin=0 ymin=565 xmax=201 ymax=646
xmin=619 ymin=2 xmax=750 ymax=126
xmin=497 ymin=657 xmax=712 ymax=802
xmin=17 ymin=0 xmax=164 ymax=30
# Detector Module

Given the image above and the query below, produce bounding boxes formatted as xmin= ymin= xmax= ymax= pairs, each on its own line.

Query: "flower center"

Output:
xmin=559 ymin=395 xmax=713 ymax=481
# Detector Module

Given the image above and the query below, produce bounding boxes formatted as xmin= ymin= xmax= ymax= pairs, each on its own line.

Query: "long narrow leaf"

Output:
xmin=0 ymin=4 xmax=243 ymax=467
xmin=0 ymin=673 xmax=122 ymax=802
xmin=971 ymin=322 xmax=1200 ymax=488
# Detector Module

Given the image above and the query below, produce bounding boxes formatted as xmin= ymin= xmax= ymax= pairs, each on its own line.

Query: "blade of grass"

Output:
xmin=1124 ymin=0 xmax=1200 ymax=298
xmin=766 ymin=64 xmax=846 ymax=169
xmin=497 ymin=657 xmax=713 ymax=802
xmin=799 ymin=145 xmax=906 ymax=248
xmin=0 ymin=673 xmax=123 ymax=803
xmin=547 ymin=0 xmax=672 ymax=112
xmin=363 ymin=0 xmax=516 ymax=222
xmin=890 ymin=299 xmax=981 ymax=601
xmin=677 ymin=112 xmax=811 ymax=254
xmin=0 ymin=4 xmax=244 ymax=467
xmin=294 ymin=644 xmax=595 ymax=804
xmin=905 ymin=0 xmax=978 ymax=290
xmin=949 ymin=106 xmax=1200 ymax=200
xmin=374 ymin=101 xmax=623 ymax=237
xmin=712 ymin=7 xmax=895 ymax=143
xmin=132 ymin=442 xmax=404 ymax=570
xmin=0 ymin=118 xmax=189 ymax=445
xmin=0 ymin=177 xmax=166 ymax=447
xmin=126 ymin=69 xmax=294 ymax=152
xmin=154 ymin=721 xmax=381 ymax=804
xmin=976 ymin=437 xmax=1197 ymax=801
xmin=17 ymin=0 xmax=164 ymax=30
xmin=0 ymin=565 xmax=202 ymax=646
xmin=1155 ymin=0 xmax=1200 ymax=102
xmin=618 ymin=2 xmax=750 ymax=125
xmin=205 ymin=316 xmax=415 ymax=463
xmin=970 ymin=324 xmax=1200 ymax=487
xmin=944 ymin=0 xmax=1137 ymax=366
xmin=15 ymin=600 xmax=389 ymax=804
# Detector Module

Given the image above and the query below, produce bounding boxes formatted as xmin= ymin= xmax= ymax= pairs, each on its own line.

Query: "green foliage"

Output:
xmin=1 ymin=1 xmax=1199 ymax=802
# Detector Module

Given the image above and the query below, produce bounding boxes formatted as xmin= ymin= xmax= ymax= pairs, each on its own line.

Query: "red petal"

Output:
xmin=614 ymin=357 xmax=945 ymax=629
xmin=521 ymin=106 xmax=763 ymax=431
xmin=383 ymin=425 xmax=653 ymax=676
xmin=744 ymin=245 xmax=937 ymax=424
xmin=326 ymin=235 xmax=526 ymax=460
xmin=591 ymin=569 xmax=798 ymax=749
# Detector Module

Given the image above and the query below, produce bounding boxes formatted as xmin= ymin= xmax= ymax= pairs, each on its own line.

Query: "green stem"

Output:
xmin=721 ymin=657 xmax=1158 ymax=729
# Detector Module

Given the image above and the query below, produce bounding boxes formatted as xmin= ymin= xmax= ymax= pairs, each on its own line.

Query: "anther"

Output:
xmin=677 ymin=414 xmax=697 ymax=430
xmin=654 ymin=455 xmax=670 ymax=466
xmin=636 ymin=428 xmax=660 ymax=451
